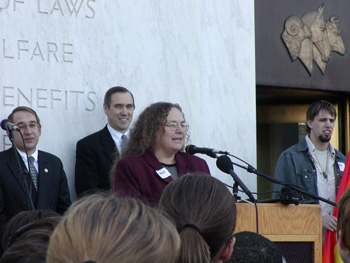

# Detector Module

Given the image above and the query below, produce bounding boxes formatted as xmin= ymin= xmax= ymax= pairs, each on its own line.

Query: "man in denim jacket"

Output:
xmin=273 ymin=100 xmax=346 ymax=239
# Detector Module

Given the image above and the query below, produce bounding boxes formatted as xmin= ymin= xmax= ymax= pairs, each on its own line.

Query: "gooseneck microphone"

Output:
xmin=216 ymin=155 xmax=255 ymax=201
xmin=185 ymin=144 xmax=227 ymax=158
xmin=1 ymin=119 xmax=20 ymax=131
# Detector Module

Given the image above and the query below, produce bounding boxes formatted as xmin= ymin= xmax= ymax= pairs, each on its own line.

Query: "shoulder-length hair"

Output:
xmin=123 ymin=101 xmax=186 ymax=157
xmin=109 ymin=101 xmax=189 ymax=186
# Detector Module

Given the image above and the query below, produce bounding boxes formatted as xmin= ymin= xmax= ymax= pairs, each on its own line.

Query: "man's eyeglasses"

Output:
xmin=17 ymin=122 xmax=39 ymax=131
xmin=164 ymin=122 xmax=189 ymax=132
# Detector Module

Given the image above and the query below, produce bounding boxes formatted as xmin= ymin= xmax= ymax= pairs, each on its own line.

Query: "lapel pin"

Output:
xmin=44 ymin=168 xmax=48 ymax=173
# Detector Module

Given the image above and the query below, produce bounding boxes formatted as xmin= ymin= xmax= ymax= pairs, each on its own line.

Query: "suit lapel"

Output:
xmin=36 ymin=151 xmax=51 ymax=209
xmin=7 ymin=148 xmax=29 ymax=194
xmin=144 ymin=152 xmax=174 ymax=183
xmin=174 ymin=153 xmax=191 ymax=175
xmin=101 ymin=126 xmax=118 ymax=161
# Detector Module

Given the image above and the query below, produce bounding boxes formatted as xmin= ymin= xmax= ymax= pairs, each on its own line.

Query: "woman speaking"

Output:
xmin=113 ymin=102 xmax=210 ymax=205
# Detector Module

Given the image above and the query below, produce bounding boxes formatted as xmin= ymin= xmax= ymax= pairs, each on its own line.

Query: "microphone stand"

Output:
xmin=216 ymin=154 xmax=259 ymax=233
xmin=232 ymin=182 xmax=241 ymax=201
xmin=228 ymin=154 xmax=337 ymax=207
xmin=8 ymin=130 xmax=35 ymax=211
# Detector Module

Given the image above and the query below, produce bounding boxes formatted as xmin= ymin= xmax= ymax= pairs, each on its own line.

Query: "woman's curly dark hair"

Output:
xmin=124 ymin=102 xmax=187 ymax=157
xmin=109 ymin=102 xmax=189 ymax=185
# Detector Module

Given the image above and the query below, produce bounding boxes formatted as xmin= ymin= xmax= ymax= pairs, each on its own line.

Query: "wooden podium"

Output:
xmin=235 ymin=203 xmax=322 ymax=263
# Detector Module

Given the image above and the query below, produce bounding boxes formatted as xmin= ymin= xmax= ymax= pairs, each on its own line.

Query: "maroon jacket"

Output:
xmin=113 ymin=151 xmax=210 ymax=205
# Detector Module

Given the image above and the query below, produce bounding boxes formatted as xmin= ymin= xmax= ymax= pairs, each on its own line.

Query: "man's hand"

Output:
xmin=322 ymin=214 xmax=337 ymax=231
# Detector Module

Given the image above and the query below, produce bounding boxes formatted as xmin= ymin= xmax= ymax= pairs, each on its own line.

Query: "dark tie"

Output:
xmin=28 ymin=156 xmax=38 ymax=191
xmin=121 ymin=134 xmax=127 ymax=153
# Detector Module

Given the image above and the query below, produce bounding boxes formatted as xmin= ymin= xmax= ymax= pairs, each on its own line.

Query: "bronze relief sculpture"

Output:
xmin=282 ymin=5 xmax=345 ymax=75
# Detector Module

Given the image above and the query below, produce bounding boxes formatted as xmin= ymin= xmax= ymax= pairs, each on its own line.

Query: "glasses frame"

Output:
xmin=17 ymin=122 xmax=39 ymax=132
xmin=164 ymin=122 xmax=189 ymax=132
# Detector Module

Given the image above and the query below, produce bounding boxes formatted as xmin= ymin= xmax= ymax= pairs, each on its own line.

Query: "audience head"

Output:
xmin=229 ymin=231 xmax=284 ymax=263
xmin=123 ymin=101 xmax=188 ymax=158
xmin=337 ymin=187 xmax=350 ymax=263
xmin=46 ymin=193 xmax=180 ymax=263
xmin=159 ymin=173 xmax=237 ymax=263
xmin=103 ymin=86 xmax=135 ymax=133
xmin=1 ymin=217 xmax=61 ymax=263
xmin=2 ymin=209 xmax=59 ymax=252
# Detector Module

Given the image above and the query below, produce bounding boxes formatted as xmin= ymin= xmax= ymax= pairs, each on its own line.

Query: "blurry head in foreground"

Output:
xmin=159 ymin=173 xmax=237 ymax=263
xmin=229 ymin=231 xmax=284 ymax=263
xmin=47 ymin=193 xmax=180 ymax=263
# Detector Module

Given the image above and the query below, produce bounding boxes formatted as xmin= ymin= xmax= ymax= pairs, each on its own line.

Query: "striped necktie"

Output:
xmin=28 ymin=156 xmax=38 ymax=191
xmin=121 ymin=134 xmax=127 ymax=153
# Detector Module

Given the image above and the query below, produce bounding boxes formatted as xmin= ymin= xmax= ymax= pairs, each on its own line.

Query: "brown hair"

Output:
xmin=123 ymin=101 xmax=185 ymax=157
xmin=46 ymin=193 xmax=180 ymax=263
xmin=306 ymin=100 xmax=336 ymax=133
xmin=8 ymin=106 xmax=41 ymax=125
xmin=159 ymin=173 xmax=237 ymax=263
xmin=1 ymin=217 xmax=61 ymax=263
xmin=103 ymin=86 xmax=135 ymax=108
xmin=2 ymin=210 xmax=59 ymax=252
xmin=337 ymin=187 xmax=350 ymax=251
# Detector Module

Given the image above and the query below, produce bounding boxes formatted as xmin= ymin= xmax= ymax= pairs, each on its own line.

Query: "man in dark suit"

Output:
xmin=0 ymin=106 xmax=71 ymax=236
xmin=75 ymin=87 xmax=135 ymax=196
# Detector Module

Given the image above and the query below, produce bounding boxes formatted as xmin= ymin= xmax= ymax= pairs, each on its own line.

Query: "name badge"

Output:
xmin=338 ymin=162 xmax=345 ymax=172
xmin=156 ymin=168 xmax=171 ymax=179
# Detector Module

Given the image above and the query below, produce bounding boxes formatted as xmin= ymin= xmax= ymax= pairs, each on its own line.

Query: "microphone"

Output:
xmin=1 ymin=119 xmax=20 ymax=131
xmin=258 ymin=187 xmax=301 ymax=204
xmin=280 ymin=186 xmax=300 ymax=205
xmin=185 ymin=145 xmax=226 ymax=158
xmin=216 ymin=155 xmax=255 ymax=201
